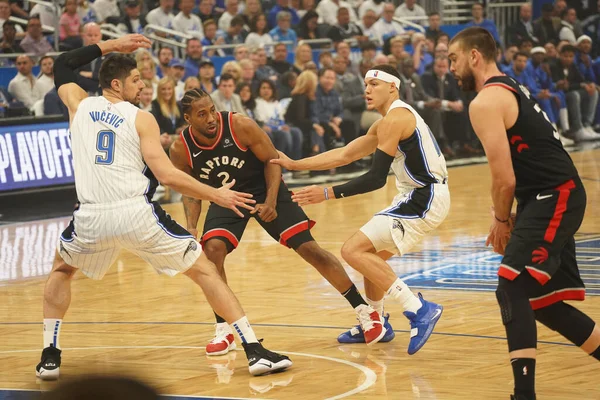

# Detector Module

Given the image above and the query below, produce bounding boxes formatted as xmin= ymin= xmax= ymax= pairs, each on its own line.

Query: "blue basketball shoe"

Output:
xmin=403 ymin=293 xmax=443 ymax=355
xmin=337 ymin=313 xmax=395 ymax=344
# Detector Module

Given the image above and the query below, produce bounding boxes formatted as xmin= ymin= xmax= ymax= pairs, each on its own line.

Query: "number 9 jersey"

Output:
xmin=483 ymin=76 xmax=580 ymax=203
xmin=71 ymin=96 xmax=160 ymax=204
xmin=180 ymin=111 xmax=267 ymax=196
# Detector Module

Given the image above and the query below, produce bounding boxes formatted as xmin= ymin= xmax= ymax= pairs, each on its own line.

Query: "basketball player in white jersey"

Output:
xmin=36 ymin=34 xmax=292 ymax=380
xmin=273 ymin=64 xmax=449 ymax=354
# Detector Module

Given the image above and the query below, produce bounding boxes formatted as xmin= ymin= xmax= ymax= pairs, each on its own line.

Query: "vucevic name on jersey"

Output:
xmin=180 ymin=111 xmax=267 ymax=196
xmin=483 ymin=76 xmax=580 ymax=201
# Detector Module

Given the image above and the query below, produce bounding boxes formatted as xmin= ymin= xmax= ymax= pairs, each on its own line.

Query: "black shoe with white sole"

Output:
xmin=36 ymin=345 xmax=61 ymax=380
xmin=242 ymin=341 xmax=292 ymax=376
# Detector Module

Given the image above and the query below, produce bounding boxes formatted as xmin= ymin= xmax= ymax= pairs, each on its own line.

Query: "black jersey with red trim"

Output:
xmin=180 ymin=111 xmax=266 ymax=195
xmin=483 ymin=76 xmax=579 ymax=201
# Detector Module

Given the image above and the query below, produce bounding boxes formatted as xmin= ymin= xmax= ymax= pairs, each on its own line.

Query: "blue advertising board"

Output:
xmin=0 ymin=121 xmax=74 ymax=192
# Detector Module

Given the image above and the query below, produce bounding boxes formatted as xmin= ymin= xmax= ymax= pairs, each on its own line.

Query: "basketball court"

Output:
xmin=0 ymin=148 xmax=599 ymax=399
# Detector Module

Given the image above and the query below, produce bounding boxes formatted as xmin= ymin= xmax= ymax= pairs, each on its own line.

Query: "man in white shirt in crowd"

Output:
xmin=174 ymin=0 xmax=204 ymax=39
xmin=91 ymin=0 xmax=120 ymax=24
xmin=372 ymin=3 xmax=405 ymax=44
xmin=146 ymin=0 xmax=176 ymax=33
xmin=34 ymin=55 xmax=54 ymax=98
xmin=210 ymin=73 xmax=247 ymax=114
xmin=359 ymin=9 xmax=378 ymax=42
xmin=395 ymin=0 xmax=427 ymax=25
xmin=8 ymin=55 xmax=40 ymax=110
xmin=316 ymin=0 xmax=357 ymax=26
xmin=218 ymin=0 xmax=239 ymax=32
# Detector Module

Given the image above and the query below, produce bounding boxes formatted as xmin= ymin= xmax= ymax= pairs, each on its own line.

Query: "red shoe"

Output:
xmin=356 ymin=305 xmax=385 ymax=346
xmin=206 ymin=323 xmax=237 ymax=356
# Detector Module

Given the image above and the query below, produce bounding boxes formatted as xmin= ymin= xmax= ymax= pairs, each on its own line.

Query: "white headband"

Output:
xmin=364 ymin=69 xmax=401 ymax=89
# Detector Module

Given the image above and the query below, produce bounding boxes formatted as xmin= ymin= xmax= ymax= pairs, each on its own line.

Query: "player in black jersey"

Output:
xmin=449 ymin=27 xmax=600 ymax=400
xmin=169 ymin=88 xmax=388 ymax=354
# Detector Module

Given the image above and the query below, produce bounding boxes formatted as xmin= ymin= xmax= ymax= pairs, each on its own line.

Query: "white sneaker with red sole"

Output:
xmin=206 ymin=323 xmax=237 ymax=356
xmin=355 ymin=304 xmax=385 ymax=346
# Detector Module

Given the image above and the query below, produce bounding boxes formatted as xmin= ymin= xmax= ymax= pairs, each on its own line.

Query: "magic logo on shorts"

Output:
xmin=183 ymin=241 xmax=198 ymax=259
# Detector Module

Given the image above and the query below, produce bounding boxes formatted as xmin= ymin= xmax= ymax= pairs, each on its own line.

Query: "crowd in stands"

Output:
xmin=1 ymin=0 xmax=600 ymax=178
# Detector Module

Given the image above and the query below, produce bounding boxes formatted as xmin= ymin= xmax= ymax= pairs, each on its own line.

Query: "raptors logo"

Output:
xmin=531 ymin=246 xmax=549 ymax=264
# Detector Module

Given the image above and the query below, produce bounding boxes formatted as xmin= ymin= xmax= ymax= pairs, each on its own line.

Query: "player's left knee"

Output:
xmin=496 ymin=276 xmax=537 ymax=351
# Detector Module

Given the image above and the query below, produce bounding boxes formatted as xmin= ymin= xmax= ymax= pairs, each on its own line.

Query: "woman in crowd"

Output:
xmin=138 ymin=59 xmax=159 ymax=98
xmin=254 ymin=79 xmax=303 ymax=163
xmin=285 ymin=70 xmax=324 ymax=157
xmin=151 ymin=77 xmax=185 ymax=151
xmin=221 ymin=61 xmax=243 ymax=84
xmin=245 ymin=14 xmax=273 ymax=48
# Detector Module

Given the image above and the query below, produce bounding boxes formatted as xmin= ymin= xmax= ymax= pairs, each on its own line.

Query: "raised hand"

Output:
xmin=214 ymin=179 xmax=256 ymax=218
xmin=110 ymin=34 xmax=152 ymax=54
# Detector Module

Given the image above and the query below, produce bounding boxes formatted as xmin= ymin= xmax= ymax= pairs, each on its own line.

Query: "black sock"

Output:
xmin=591 ymin=346 xmax=600 ymax=361
xmin=511 ymin=358 xmax=536 ymax=399
xmin=342 ymin=284 xmax=368 ymax=308
xmin=214 ymin=312 xmax=226 ymax=324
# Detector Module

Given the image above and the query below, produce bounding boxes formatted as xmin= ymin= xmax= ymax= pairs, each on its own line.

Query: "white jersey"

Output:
xmin=70 ymin=96 xmax=154 ymax=204
xmin=388 ymin=99 xmax=448 ymax=193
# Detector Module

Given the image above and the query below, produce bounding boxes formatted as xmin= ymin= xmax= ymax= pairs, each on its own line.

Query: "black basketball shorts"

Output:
xmin=499 ymin=178 xmax=587 ymax=310
xmin=201 ymin=184 xmax=315 ymax=253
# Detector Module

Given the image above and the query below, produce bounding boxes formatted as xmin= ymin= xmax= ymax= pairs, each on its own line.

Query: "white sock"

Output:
xmin=386 ymin=278 xmax=422 ymax=313
xmin=559 ymin=108 xmax=570 ymax=132
xmin=366 ymin=298 xmax=384 ymax=316
xmin=231 ymin=316 xmax=258 ymax=344
xmin=43 ymin=319 xmax=62 ymax=349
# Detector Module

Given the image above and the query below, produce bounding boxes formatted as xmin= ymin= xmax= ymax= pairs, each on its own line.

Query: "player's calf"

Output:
xmin=496 ymin=276 xmax=538 ymax=400
xmin=534 ymin=301 xmax=600 ymax=360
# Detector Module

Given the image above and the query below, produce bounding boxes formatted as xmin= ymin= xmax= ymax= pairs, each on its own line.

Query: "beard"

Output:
xmin=456 ymin=69 xmax=476 ymax=92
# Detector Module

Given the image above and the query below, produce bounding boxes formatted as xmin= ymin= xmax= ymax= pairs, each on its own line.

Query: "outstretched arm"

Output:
xmin=169 ymin=134 xmax=203 ymax=237
xmin=271 ymin=120 xmax=381 ymax=171
xmin=54 ymin=34 xmax=152 ymax=119
xmin=291 ymin=108 xmax=416 ymax=206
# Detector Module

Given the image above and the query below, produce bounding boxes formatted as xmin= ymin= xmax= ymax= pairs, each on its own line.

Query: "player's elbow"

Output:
xmin=155 ymin=167 xmax=176 ymax=187
xmin=495 ymin=175 xmax=516 ymax=194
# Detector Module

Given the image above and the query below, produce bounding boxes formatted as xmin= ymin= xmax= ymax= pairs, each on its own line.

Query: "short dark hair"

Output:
xmin=3 ymin=20 xmax=16 ymax=29
xmin=370 ymin=63 xmax=402 ymax=80
xmin=450 ymin=27 xmax=497 ymax=62
xmin=99 ymin=54 xmax=138 ymax=89
xmin=158 ymin=46 xmax=173 ymax=56
xmin=428 ymin=11 xmax=440 ymax=17
xmin=274 ymin=42 xmax=287 ymax=50
xmin=219 ymin=73 xmax=235 ymax=85
xmin=39 ymin=55 xmax=54 ymax=65
xmin=318 ymin=67 xmax=335 ymax=77
xmin=231 ymin=15 xmax=245 ymax=26
xmin=560 ymin=44 xmax=577 ymax=54
xmin=360 ymin=41 xmax=377 ymax=52
xmin=181 ymin=88 xmax=212 ymax=114
xmin=513 ymin=51 xmax=529 ymax=60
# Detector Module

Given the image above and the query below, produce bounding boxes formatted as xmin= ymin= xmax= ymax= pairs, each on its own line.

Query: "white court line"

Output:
xmin=0 ymin=345 xmax=376 ymax=400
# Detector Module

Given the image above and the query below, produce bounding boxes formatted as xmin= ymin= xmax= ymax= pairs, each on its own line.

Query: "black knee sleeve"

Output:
xmin=496 ymin=276 xmax=538 ymax=352
xmin=535 ymin=301 xmax=596 ymax=347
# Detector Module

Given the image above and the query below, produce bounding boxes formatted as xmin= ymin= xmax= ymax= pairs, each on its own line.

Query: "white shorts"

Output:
xmin=360 ymin=183 xmax=450 ymax=255
xmin=57 ymin=196 xmax=202 ymax=280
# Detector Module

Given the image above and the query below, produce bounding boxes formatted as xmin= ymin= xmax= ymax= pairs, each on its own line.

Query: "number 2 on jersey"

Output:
xmin=217 ymin=171 xmax=230 ymax=186
xmin=95 ymin=130 xmax=115 ymax=165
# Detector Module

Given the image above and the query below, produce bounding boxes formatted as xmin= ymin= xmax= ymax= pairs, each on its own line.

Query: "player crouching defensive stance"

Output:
xmin=273 ymin=64 xmax=449 ymax=354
